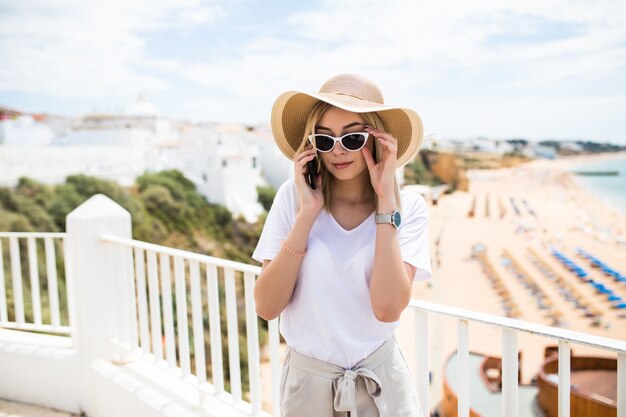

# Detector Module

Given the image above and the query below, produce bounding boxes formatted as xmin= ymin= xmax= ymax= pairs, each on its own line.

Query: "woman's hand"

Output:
xmin=362 ymin=126 xmax=397 ymax=204
xmin=293 ymin=147 xmax=324 ymax=218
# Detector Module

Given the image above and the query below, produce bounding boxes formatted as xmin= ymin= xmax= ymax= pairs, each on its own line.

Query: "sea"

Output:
xmin=569 ymin=155 xmax=626 ymax=215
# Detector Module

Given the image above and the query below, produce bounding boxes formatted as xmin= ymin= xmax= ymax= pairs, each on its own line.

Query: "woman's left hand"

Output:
xmin=362 ymin=126 xmax=397 ymax=203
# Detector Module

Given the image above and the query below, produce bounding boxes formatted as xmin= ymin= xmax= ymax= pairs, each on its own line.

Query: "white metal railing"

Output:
xmin=0 ymin=232 xmax=72 ymax=335
xmin=410 ymin=300 xmax=626 ymax=417
xmin=100 ymin=235 xmax=274 ymax=415
xmin=4 ymin=229 xmax=625 ymax=417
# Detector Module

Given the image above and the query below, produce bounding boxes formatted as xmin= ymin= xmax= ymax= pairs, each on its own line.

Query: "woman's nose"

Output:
xmin=331 ymin=141 xmax=347 ymax=155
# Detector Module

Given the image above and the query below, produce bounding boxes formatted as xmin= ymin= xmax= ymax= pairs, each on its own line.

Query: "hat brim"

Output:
xmin=271 ymin=91 xmax=423 ymax=168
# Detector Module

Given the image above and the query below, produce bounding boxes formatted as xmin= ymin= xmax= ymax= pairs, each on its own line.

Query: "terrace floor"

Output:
xmin=0 ymin=399 xmax=81 ymax=417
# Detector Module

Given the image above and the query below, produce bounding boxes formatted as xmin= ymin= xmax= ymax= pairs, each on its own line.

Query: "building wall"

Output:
xmin=0 ymin=116 xmax=55 ymax=146
xmin=0 ymin=145 xmax=145 ymax=186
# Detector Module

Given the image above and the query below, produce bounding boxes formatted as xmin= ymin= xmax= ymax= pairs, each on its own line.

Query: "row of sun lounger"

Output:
xmin=526 ymin=247 xmax=602 ymax=320
xmin=468 ymin=196 xmax=536 ymax=219
xmin=501 ymin=249 xmax=562 ymax=326
xmin=551 ymin=248 xmax=626 ymax=310
xmin=576 ymin=248 xmax=626 ymax=284
xmin=468 ymin=196 xmax=538 ymax=219
xmin=471 ymin=244 xmax=521 ymax=318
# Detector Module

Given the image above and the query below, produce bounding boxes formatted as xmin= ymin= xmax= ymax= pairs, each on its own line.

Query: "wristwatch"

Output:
xmin=375 ymin=210 xmax=401 ymax=229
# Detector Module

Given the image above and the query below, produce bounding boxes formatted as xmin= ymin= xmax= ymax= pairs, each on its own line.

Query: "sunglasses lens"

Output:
xmin=313 ymin=135 xmax=334 ymax=152
xmin=342 ymin=133 xmax=367 ymax=151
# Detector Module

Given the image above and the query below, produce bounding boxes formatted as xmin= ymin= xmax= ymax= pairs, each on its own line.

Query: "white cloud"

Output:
xmin=1 ymin=0 xmax=625 ymax=140
xmin=0 ymin=0 xmax=227 ymax=97
xmin=175 ymin=0 xmax=626 ymax=140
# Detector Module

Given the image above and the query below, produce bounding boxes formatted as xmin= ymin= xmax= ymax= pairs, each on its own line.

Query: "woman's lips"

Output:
xmin=333 ymin=162 xmax=352 ymax=169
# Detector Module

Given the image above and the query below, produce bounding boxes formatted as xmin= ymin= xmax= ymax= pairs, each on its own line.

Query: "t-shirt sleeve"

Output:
xmin=252 ymin=179 xmax=297 ymax=264
xmin=398 ymin=192 xmax=432 ymax=281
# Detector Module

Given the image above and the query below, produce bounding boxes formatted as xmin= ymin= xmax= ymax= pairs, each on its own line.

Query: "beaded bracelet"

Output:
xmin=281 ymin=240 xmax=306 ymax=257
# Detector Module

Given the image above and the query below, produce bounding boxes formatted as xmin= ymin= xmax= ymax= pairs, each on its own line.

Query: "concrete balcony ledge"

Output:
xmin=91 ymin=356 xmax=273 ymax=417
xmin=0 ymin=329 xmax=80 ymax=413
xmin=0 ymin=328 xmax=74 ymax=349
xmin=0 ymin=327 xmax=272 ymax=417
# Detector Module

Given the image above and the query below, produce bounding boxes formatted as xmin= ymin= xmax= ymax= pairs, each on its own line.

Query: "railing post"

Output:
xmin=414 ymin=309 xmax=429 ymax=416
xmin=66 ymin=194 xmax=133 ymax=416
xmin=502 ymin=328 xmax=519 ymax=417
xmin=619 ymin=353 xmax=625 ymax=417
xmin=558 ymin=340 xmax=571 ymax=417
xmin=457 ymin=319 xmax=469 ymax=417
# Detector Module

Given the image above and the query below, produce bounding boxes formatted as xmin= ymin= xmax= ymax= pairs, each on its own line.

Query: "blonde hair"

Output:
xmin=295 ymin=102 xmax=403 ymax=214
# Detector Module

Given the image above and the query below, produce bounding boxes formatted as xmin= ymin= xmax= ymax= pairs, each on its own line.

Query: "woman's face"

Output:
xmin=315 ymin=106 xmax=374 ymax=182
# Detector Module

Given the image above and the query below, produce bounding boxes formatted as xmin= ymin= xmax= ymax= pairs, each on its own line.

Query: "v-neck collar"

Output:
xmin=327 ymin=210 xmax=375 ymax=233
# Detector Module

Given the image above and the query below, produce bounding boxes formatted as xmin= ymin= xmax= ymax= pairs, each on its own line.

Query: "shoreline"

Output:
xmin=524 ymin=151 xmax=626 ymax=231
xmin=528 ymin=150 xmax=626 ymax=169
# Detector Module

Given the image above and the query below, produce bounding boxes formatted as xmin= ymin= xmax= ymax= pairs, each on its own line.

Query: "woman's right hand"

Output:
xmin=294 ymin=148 xmax=324 ymax=218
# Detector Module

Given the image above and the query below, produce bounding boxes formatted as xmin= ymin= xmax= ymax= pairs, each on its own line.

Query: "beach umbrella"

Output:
xmin=608 ymin=295 xmax=622 ymax=302
xmin=613 ymin=303 xmax=626 ymax=309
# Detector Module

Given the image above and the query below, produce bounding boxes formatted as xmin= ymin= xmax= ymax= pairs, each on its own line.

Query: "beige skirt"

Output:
xmin=279 ymin=335 xmax=424 ymax=417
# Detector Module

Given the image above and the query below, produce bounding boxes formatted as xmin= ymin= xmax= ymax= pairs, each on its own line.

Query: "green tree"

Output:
xmin=256 ymin=185 xmax=277 ymax=212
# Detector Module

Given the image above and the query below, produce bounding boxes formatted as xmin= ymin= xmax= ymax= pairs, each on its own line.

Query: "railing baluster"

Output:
xmin=0 ymin=239 xmax=7 ymax=323
xmin=269 ymin=317 xmax=280 ymax=417
xmin=134 ymin=248 xmax=150 ymax=354
xmin=61 ymin=237 xmax=75 ymax=330
xmin=126 ymin=245 xmax=138 ymax=351
xmin=27 ymin=237 xmax=42 ymax=325
xmin=414 ymin=309 xmax=429 ymax=415
xmin=457 ymin=319 xmax=469 ymax=417
xmin=189 ymin=260 xmax=208 ymax=407
xmin=160 ymin=253 xmax=176 ymax=368
xmin=502 ymin=328 xmax=519 ymax=417
xmin=558 ymin=340 xmax=570 ymax=417
xmin=618 ymin=353 xmax=625 ymax=417
xmin=224 ymin=267 xmax=242 ymax=402
xmin=244 ymin=271 xmax=262 ymax=414
xmin=9 ymin=237 xmax=25 ymax=325
xmin=147 ymin=250 xmax=163 ymax=362
xmin=206 ymin=264 xmax=224 ymax=394
xmin=174 ymin=256 xmax=191 ymax=376
xmin=44 ymin=237 xmax=61 ymax=328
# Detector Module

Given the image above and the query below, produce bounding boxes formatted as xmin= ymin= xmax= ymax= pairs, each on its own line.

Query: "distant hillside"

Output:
xmin=0 ymin=170 xmax=265 ymax=264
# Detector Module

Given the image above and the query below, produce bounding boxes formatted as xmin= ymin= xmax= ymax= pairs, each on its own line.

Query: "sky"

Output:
xmin=1 ymin=0 xmax=625 ymax=143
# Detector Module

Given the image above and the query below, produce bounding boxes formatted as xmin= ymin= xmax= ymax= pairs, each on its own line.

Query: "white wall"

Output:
xmin=0 ymin=116 xmax=55 ymax=146
xmin=180 ymin=126 xmax=265 ymax=222
xmin=0 ymin=330 xmax=81 ymax=412
xmin=0 ymin=145 xmax=146 ymax=186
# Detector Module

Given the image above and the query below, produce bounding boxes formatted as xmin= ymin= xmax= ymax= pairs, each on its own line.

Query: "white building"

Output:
xmin=2 ymin=97 xmax=377 ymax=222
xmin=523 ymin=143 xmax=557 ymax=159
xmin=254 ymin=126 xmax=292 ymax=189
xmin=0 ymin=97 xmax=181 ymax=188
xmin=433 ymin=137 xmax=514 ymax=155
xmin=0 ymin=114 xmax=55 ymax=146
xmin=180 ymin=124 xmax=265 ymax=223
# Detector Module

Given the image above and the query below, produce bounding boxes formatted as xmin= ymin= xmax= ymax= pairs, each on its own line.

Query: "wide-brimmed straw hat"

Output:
xmin=271 ymin=73 xmax=424 ymax=168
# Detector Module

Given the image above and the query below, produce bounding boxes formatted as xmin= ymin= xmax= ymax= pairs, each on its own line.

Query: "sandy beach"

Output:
xmin=402 ymin=151 xmax=626 ymax=410
xmin=259 ymin=151 xmax=626 ymax=413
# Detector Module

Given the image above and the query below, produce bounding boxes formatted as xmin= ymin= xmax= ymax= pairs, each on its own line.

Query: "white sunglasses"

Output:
xmin=307 ymin=132 xmax=370 ymax=152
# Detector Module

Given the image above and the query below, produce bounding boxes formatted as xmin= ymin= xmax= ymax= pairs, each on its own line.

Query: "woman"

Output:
xmin=253 ymin=74 xmax=431 ymax=417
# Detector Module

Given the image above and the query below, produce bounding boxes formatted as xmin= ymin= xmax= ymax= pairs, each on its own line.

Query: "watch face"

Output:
xmin=393 ymin=211 xmax=401 ymax=228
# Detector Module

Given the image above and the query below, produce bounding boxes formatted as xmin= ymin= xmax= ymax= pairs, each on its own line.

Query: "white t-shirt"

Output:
xmin=252 ymin=179 xmax=431 ymax=369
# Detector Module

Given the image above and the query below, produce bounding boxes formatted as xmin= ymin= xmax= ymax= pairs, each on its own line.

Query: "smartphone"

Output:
xmin=306 ymin=157 xmax=318 ymax=189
